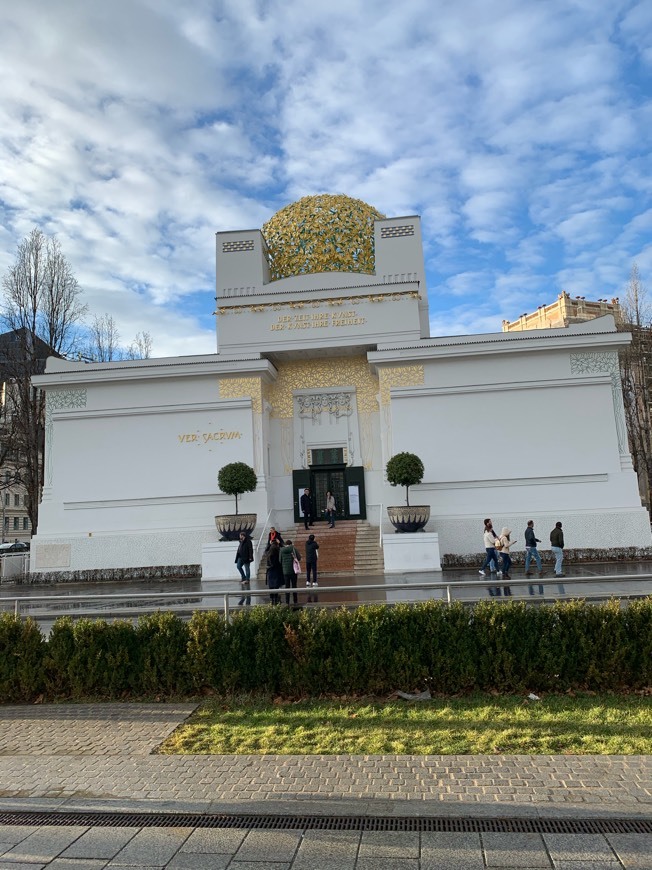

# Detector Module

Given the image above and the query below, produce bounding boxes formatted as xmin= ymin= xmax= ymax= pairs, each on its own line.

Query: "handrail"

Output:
xmin=255 ymin=509 xmax=273 ymax=558
xmin=3 ymin=573 xmax=651 ymax=624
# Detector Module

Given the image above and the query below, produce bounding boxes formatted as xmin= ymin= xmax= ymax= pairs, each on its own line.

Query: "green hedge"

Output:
xmin=2 ymin=599 xmax=652 ymax=703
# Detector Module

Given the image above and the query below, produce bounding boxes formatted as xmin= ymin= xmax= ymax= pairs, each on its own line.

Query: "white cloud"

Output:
xmin=0 ymin=0 xmax=651 ymax=353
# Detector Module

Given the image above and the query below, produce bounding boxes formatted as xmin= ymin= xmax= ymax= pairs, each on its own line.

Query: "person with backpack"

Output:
xmin=280 ymin=539 xmax=301 ymax=605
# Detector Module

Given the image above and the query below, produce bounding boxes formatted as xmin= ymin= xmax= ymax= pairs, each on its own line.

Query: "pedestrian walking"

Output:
xmin=280 ymin=539 xmax=301 ymax=605
xmin=479 ymin=518 xmax=503 ymax=596
xmin=550 ymin=521 xmax=566 ymax=592
xmin=235 ymin=531 xmax=253 ymax=606
xmin=325 ymin=490 xmax=336 ymax=528
xmin=300 ymin=488 xmax=313 ymax=530
xmin=266 ymin=539 xmax=282 ymax=605
xmin=496 ymin=527 xmax=515 ymax=595
xmin=524 ymin=520 xmax=546 ymax=594
xmin=305 ymin=533 xmax=319 ymax=587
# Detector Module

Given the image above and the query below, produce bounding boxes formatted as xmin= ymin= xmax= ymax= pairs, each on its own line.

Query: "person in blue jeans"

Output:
xmin=524 ymin=519 xmax=546 ymax=594
xmin=235 ymin=532 xmax=253 ymax=605
xmin=479 ymin=519 xmax=503 ymax=595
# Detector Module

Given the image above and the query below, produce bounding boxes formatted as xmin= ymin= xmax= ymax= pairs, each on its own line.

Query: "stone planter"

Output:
xmin=215 ymin=513 xmax=257 ymax=541
xmin=387 ymin=505 xmax=430 ymax=533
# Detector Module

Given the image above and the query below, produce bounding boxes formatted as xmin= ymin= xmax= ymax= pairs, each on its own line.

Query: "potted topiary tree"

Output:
xmin=385 ymin=451 xmax=430 ymax=532
xmin=215 ymin=461 xmax=258 ymax=541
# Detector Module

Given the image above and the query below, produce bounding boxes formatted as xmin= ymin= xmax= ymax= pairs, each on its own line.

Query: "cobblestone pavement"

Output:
xmin=1 ymin=703 xmax=652 ymax=867
xmin=0 ymin=705 xmax=197 ymax=757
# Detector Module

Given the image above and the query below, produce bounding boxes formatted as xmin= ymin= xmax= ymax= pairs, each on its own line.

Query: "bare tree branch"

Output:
xmin=0 ymin=228 xmax=87 ymax=533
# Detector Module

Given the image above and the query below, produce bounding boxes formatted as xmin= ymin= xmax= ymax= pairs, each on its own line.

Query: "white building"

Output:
xmin=30 ymin=195 xmax=651 ymax=576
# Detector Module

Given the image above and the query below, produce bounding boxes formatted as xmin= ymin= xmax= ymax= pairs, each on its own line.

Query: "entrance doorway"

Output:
xmin=292 ymin=465 xmax=367 ymax=522
xmin=312 ymin=467 xmax=345 ymax=523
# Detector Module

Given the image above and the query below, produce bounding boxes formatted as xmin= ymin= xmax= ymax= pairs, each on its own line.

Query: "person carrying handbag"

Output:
xmin=280 ymin=539 xmax=301 ymax=605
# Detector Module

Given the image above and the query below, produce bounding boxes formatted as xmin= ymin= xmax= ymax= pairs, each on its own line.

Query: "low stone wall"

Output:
xmin=442 ymin=547 xmax=652 ymax=570
xmin=6 ymin=564 xmax=201 ymax=586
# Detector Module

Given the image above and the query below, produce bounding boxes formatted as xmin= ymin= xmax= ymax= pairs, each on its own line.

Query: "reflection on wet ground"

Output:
xmin=2 ymin=560 xmax=652 ymax=632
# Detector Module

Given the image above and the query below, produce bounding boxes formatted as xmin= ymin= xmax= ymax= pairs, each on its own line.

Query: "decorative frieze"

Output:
xmin=381 ymin=224 xmax=415 ymax=238
xmin=297 ymin=392 xmax=352 ymax=420
xmin=45 ymin=389 xmax=88 ymax=487
xmin=222 ymin=239 xmax=254 ymax=253
xmin=570 ymin=352 xmax=627 ymax=454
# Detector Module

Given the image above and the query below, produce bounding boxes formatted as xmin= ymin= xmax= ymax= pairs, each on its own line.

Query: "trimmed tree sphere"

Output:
xmin=217 ymin=462 xmax=257 ymax=515
xmin=385 ymin=452 xmax=424 ymax=506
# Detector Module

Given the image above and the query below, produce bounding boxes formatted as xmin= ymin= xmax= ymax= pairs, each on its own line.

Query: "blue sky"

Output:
xmin=1 ymin=0 xmax=651 ymax=357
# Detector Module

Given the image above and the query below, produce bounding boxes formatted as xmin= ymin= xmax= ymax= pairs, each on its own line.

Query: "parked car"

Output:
xmin=0 ymin=541 xmax=29 ymax=553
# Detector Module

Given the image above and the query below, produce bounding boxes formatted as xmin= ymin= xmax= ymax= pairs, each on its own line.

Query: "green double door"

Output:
xmin=293 ymin=465 xmax=366 ymax=523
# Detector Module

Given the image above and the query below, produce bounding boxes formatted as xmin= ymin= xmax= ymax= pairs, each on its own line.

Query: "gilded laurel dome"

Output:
xmin=262 ymin=194 xmax=385 ymax=281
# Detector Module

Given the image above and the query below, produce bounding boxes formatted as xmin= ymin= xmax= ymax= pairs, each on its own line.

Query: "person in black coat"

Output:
xmin=300 ymin=488 xmax=313 ymax=530
xmin=264 ymin=526 xmax=284 ymax=551
xmin=305 ymin=534 xmax=319 ymax=587
xmin=266 ymin=539 xmax=282 ymax=605
xmin=235 ymin=532 xmax=253 ymax=605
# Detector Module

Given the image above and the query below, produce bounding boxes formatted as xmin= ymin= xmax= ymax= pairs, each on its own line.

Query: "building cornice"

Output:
xmin=32 ymin=356 xmax=278 ymax=388
xmin=368 ymin=327 xmax=630 ymax=366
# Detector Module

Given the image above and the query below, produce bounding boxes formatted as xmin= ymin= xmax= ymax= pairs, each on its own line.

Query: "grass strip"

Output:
xmin=158 ymin=692 xmax=652 ymax=755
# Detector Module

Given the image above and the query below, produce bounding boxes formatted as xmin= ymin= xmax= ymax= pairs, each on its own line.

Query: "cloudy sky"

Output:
xmin=1 ymin=0 xmax=651 ymax=357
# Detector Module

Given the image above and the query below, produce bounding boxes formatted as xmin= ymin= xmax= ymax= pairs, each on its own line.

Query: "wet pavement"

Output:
xmin=2 ymin=566 xmax=652 ymax=866
xmin=2 ymin=560 xmax=652 ymax=630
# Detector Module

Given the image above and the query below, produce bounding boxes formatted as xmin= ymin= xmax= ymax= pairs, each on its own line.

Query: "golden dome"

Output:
xmin=262 ymin=194 xmax=385 ymax=281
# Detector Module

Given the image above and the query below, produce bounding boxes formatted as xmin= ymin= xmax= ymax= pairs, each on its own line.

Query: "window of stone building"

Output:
xmin=3 ymin=494 xmax=8 ymax=507
xmin=13 ymin=494 xmax=19 ymax=507
xmin=12 ymin=517 xmax=18 ymax=531
xmin=22 ymin=518 xmax=28 ymax=530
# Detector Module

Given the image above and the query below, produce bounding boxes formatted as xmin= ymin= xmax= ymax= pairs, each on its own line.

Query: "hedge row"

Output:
xmin=2 ymin=599 xmax=652 ymax=703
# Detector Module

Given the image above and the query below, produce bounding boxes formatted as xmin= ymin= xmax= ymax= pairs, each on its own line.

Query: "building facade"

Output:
xmin=30 ymin=196 xmax=651 ymax=574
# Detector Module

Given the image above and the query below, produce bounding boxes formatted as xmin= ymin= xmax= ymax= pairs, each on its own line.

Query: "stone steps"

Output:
xmin=257 ymin=520 xmax=384 ymax=577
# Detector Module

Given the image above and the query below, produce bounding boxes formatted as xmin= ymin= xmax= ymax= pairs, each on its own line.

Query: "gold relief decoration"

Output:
xmin=262 ymin=194 xmax=385 ymax=281
xmin=218 ymin=377 xmax=263 ymax=414
xmin=266 ymin=357 xmax=379 ymax=418
xmin=379 ymin=365 xmax=425 ymax=405
xmin=218 ymin=289 xmax=419 ymax=316
xmin=359 ymin=411 xmax=377 ymax=471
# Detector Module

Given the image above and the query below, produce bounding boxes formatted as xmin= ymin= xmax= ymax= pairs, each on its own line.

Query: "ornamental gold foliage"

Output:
xmin=262 ymin=194 xmax=385 ymax=281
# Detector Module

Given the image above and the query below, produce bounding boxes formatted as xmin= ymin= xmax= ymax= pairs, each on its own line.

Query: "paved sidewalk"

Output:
xmin=1 ymin=703 xmax=652 ymax=867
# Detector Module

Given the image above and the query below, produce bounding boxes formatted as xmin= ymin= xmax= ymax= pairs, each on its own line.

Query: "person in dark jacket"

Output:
xmin=524 ymin=520 xmax=546 ymax=594
xmin=300 ymin=488 xmax=313 ymax=530
xmin=235 ymin=532 xmax=253 ymax=605
xmin=305 ymin=534 xmax=319 ymax=587
xmin=264 ymin=526 xmax=284 ymax=552
xmin=280 ymin=539 xmax=300 ymax=605
xmin=266 ymin=539 xmax=282 ymax=605
xmin=550 ymin=521 xmax=565 ymax=578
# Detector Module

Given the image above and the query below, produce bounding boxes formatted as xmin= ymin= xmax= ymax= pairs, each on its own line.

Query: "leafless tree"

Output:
xmin=619 ymin=264 xmax=652 ymax=510
xmin=83 ymin=318 xmax=153 ymax=362
xmin=125 ymin=331 xmax=153 ymax=360
xmin=85 ymin=313 xmax=122 ymax=362
xmin=0 ymin=228 xmax=87 ymax=533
